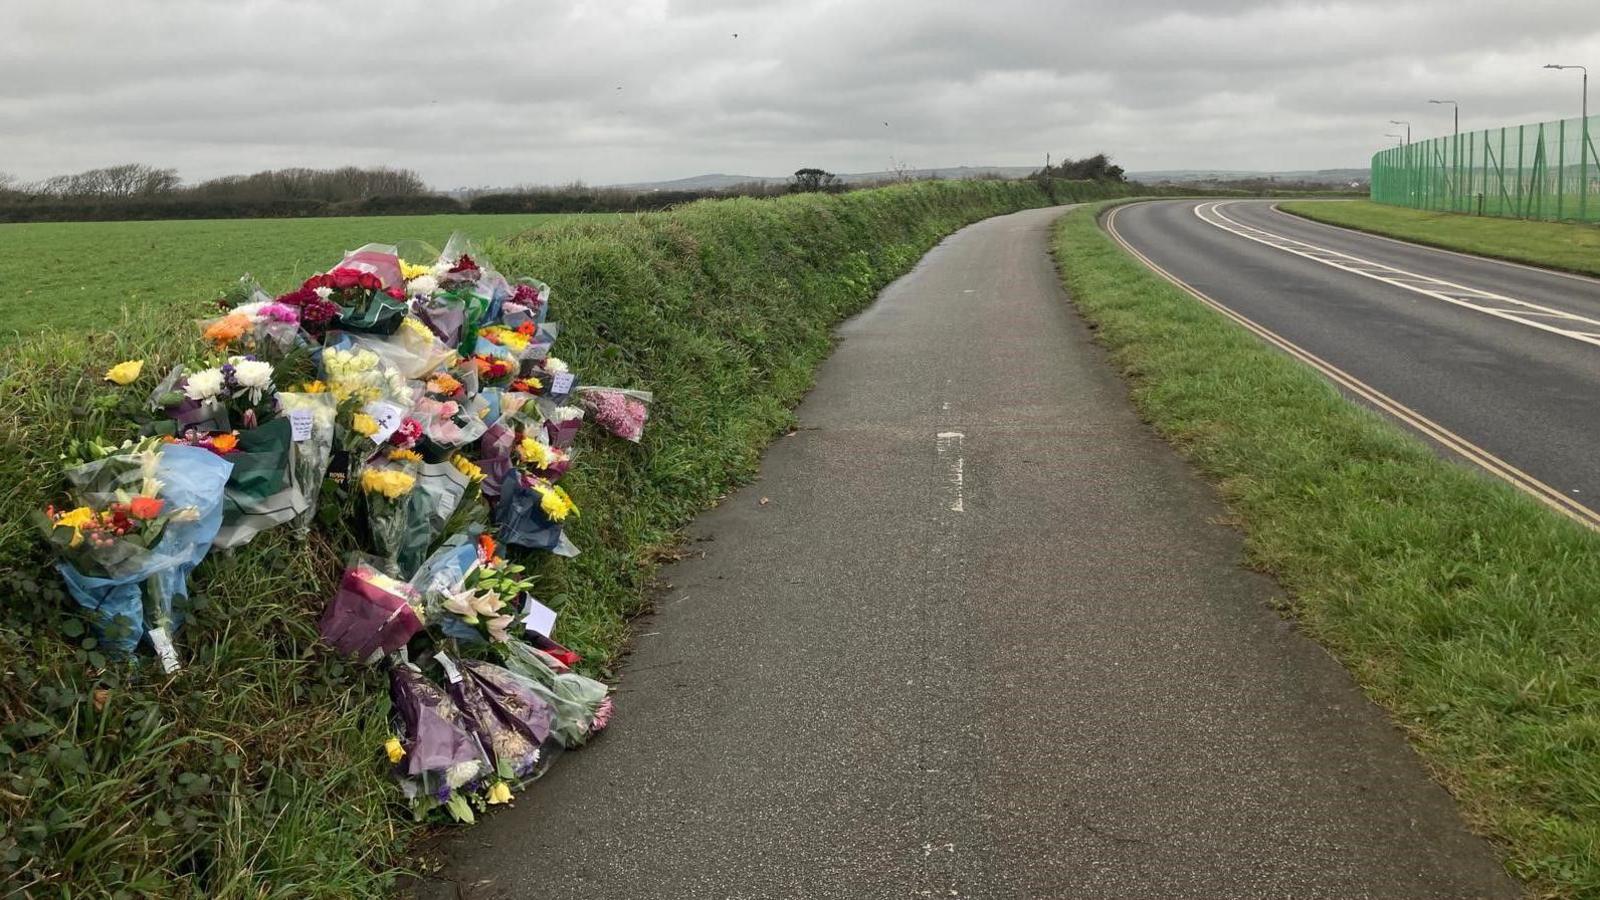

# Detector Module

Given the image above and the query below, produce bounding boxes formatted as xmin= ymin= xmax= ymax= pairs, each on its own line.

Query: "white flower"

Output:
xmin=546 ymin=405 xmax=584 ymax=423
xmin=232 ymin=301 xmax=267 ymax=320
xmin=429 ymin=261 xmax=453 ymax=279
xmin=543 ymin=356 xmax=568 ymax=374
xmin=406 ymin=275 xmax=439 ymax=296
xmin=313 ymin=286 xmax=334 ymax=301
xmin=230 ymin=358 xmax=274 ymax=390
xmin=182 ymin=368 xmax=225 ymax=401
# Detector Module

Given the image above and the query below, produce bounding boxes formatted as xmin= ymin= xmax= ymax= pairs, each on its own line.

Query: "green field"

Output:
xmin=0 ymin=213 xmax=599 ymax=336
xmin=1278 ymin=200 xmax=1600 ymax=277
xmin=1065 ymin=200 xmax=1600 ymax=897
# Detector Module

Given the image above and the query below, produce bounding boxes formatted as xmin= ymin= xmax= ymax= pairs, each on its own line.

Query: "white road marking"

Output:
xmin=1195 ymin=201 xmax=1600 ymax=350
xmin=935 ymin=431 xmax=965 ymax=513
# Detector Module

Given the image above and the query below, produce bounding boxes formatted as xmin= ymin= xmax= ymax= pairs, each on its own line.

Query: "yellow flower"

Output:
xmin=384 ymin=737 xmax=405 ymax=764
xmin=300 ymin=380 xmax=328 ymax=394
xmin=54 ymin=506 xmax=95 ymax=546
xmin=399 ymin=259 xmax=432 ymax=281
xmin=104 ymin=360 xmax=144 ymax=385
xmin=450 ymin=455 xmax=485 ymax=482
xmin=387 ymin=448 xmax=423 ymax=464
xmin=400 ymin=316 xmax=435 ymax=341
xmin=352 ymin=413 xmax=379 ymax=437
xmin=360 ymin=468 xmax=416 ymax=500
xmin=517 ymin=436 xmax=552 ymax=467
xmin=486 ymin=781 xmax=513 ymax=805
xmin=537 ymin=482 xmax=578 ymax=521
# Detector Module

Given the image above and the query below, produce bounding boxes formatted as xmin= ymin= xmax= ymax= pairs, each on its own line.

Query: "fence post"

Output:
xmin=1557 ymin=118 xmax=1566 ymax=220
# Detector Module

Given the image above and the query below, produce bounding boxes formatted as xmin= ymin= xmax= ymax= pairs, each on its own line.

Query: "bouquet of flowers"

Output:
xmin=357 ymin=456 xmax=434 ymax=576
xmin=499 ymin=639 xmax=613 ymax=748
xmin=575 ymin=386 xmax=651 ymax=443
xmin=513 ymin=430 xmax=572 ymax=482
xmin=498 ymin=279 xmax=549 ymax=329
xmin=204 ymin=278 xmax=303 ymax=355
xmin=43 ymin=442 xmax=232 ymax=664
xmin=389 ymin=664 xmax=493 ymax=823
xmin=493 ymin=472 xmax=579 ymax=556
xmin=539 ymin=402 xmax=585 ymax=449
xmin=273 ymin=389 xmax=339 ymax=534
xmin=319 ymin=558 xmax=426 ymax=661
xmin=449 ymin=656 xmax=556 ymax=785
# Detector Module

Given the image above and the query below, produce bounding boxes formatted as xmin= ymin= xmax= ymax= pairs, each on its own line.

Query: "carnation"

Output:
xmin=314 ymin=286 xmax=334 ymax=301
xmin=231 ymin=358 xmax=274 ymax=390
xmin=182 ymin=368 xmax=226 ymax=401
xmin=543 ymin=356 xmax=569 ymax=374
xmin=406 ymin=274 xmax=439 ymax=296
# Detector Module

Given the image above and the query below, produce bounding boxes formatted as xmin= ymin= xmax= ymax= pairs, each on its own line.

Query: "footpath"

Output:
xmin=421 ymin=205 xmax=1517 ymax=899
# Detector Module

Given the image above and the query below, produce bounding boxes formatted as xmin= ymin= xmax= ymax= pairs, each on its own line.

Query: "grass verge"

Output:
xmin=1279 ymin=199 xmax=1600 ymax=277
xmin=4 ymin=179 xmax=1177 ymax=897
xmin=1054 ymin=201 xmax=1600 ymax=898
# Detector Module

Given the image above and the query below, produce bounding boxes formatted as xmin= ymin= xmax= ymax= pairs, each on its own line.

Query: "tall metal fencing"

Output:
xmin=1370 ymin=113 xmax=1600 ymax=222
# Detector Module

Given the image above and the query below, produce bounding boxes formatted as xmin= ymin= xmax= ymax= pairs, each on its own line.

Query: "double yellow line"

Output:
xmin=1101 ymin=202 xmax=1600 ymax=531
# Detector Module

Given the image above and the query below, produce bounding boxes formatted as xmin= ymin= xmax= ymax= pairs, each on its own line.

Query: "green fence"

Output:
xmin=1370 ymin=113 xmax=1600 ymax=222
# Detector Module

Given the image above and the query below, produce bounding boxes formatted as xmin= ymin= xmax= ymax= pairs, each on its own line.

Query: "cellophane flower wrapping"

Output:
xmin=350 ymin=322 xmax=455 ymax=382
xmin=449 ymin=657 xmax=556 ymax=782
xmin=53 ymin=445 xmax=233 ymax=655
xmin=273 ymin=391 xmax=338 ymax=534
xmin=214 ymin=416 xmax=297 ymax=549
xmin=319 ymin=559 xmax=425 ymax=661
xmin=576 ymin=386 xmax=651 ymax=443
xmin=493 ymin=472 xmax=576 ymax=556
xmin=389 ymin=665 xmax=492 ymax=823
xmin=358 ymin=461 xmax=432 ymax=577
xmin=539 ymin=401 xmax=585 ymax=449
xmin=410 ymin=536 xmax=486 ymax=645
xmin=499 ymin=639 xmax=613 ymax=748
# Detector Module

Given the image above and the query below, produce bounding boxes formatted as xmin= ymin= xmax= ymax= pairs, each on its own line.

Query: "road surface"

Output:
xmin=421 ymin=204 xmax=1516 ymax=899
xmin=1108 ymin=198 xmax=1600 ymax=528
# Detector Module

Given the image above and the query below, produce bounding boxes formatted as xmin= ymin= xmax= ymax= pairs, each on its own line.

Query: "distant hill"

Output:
xmin=609 ymin=166 xmax=1040 ymax=192
xmin=1128 ymin=168 xmax=1369 ymax=186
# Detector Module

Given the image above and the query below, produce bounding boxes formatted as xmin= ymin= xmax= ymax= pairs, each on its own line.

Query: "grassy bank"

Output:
xmin=1 ymin=179 xmax=1139 ymax=897
xmin=0 ymin=212 xmax=596 ymax=337
xmin=1054 ymin=202 xmax=1600 ymax=897
xmin=1279 ymin=199 xmax=1600 ymax=277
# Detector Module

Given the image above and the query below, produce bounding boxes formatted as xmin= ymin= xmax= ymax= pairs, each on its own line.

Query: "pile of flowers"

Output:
xmin=35 ymin=233 xmax=650 ymax=822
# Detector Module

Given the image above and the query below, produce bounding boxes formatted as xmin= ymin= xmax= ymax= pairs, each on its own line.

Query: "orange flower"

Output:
xmin=211 ymin=433 xmax=239 ymax=452
xmin=478 ymin=533 xmax=497 ymax=562
xmin=128 ymin=496 xmax=165 ymax=520
xmin=203 ymin=313 xmax=251 ymax=347
xmin=516 ymin=321 xmax=536 ymax=336
xmin=427 ymin=373 xmax=462 ymax=396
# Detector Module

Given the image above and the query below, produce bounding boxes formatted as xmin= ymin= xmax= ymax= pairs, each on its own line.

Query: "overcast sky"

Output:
xmin=5 ymin=0 xmax=1599 ymax=188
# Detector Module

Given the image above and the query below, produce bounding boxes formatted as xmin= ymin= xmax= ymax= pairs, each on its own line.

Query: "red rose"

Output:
xmin=302 ymin=273 xmax=332 ymax=291
xmin=358 ymin=272 xmax=383 ymax=292
xmin=385 ymin=286 xmax=406 ymax=300
xmin=330 ymin=268 xmax=362 ymax=290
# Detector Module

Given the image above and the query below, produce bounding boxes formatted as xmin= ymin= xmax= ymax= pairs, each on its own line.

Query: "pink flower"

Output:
xmin=259 ymin=303 xmax=300 ymax=323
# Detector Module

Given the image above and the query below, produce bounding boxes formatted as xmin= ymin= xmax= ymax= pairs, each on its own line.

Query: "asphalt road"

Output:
xmin=1109 ymin=198 xmax=1600 ymax=524
xmin=421 ymin=205 xmax=1516 ymax=899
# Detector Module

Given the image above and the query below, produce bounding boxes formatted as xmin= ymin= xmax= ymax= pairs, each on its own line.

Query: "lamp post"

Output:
xmin=1388 ymin=120 xmax=1414 ymax=200
xmin=1429 ymin=99 xmax=1460 ymax=211
xmin=1545 ymin=64 xmax=1589 ymax=220
xmin=1385 ymin=132 xmax=1404 ymax=147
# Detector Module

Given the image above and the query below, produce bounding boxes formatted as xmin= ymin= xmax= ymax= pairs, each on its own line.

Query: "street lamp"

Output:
xmin=1385 ymin=132 xmax=1404 ymax=147
xmin=1545 ymin=64 xmax=1590 ymax=219
xmin=1389 ymin=120 xmax=1411 ymax=143
xmin=1429 ymin=99 xmax=1461 ymax=210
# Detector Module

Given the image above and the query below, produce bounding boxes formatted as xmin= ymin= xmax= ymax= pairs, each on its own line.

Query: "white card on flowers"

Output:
xmin=362 ymin=401 xmax=405 ymax=444
xmin=551 ymin=372 xmax=575 ymax=395
xmin=289 ymin=409 xmax=314 ymax=442
xmin=521 ymin=595 xmax=558 ymax=638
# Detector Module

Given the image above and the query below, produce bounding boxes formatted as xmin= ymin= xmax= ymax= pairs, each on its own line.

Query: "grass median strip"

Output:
xmin=1054 ymin=201 xmax=1600 ymax=899
xmin=1278 ymin=199 xmax=1600 ymax=278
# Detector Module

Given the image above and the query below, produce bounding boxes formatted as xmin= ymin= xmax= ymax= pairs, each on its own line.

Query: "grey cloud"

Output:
xmin=3 ymin=0 xmax=1598 ymax=187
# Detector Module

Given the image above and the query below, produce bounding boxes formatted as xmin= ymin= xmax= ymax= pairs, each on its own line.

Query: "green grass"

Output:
xmin=0 ymin=213 xmax=597 ymax=337
xmin=1279 ymin=199 xmax=1600 ymax=277
xmin=1055 ymin=201 xmax=1600 ymax=898
xmin=4 ymin=179 xmax=1171 ymax=896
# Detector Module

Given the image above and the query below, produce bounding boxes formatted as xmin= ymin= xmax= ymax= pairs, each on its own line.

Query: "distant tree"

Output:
xmin=790 ymin=167 xmax=839 ymax=193
xmin=1035 ymin=153 xmax=1125 ymax=182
